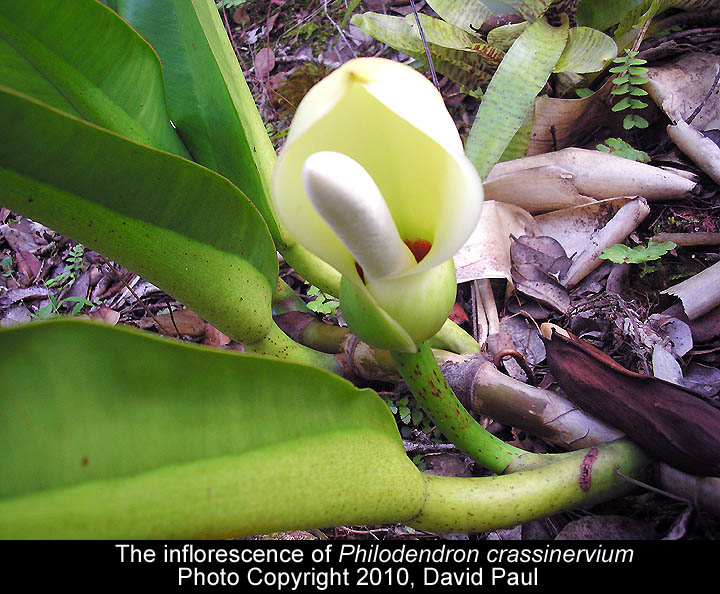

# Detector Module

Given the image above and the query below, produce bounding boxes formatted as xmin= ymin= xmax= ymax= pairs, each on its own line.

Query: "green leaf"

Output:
xmin=425 ymin=0 xmax=493 ymax=34
xmin=0 ymin=87 xmax=277 ymax=344
xmin=613 ymin=0 xmax=707 ymax=49
xmin=599 ymin=240 xmax=676 ymax=264
xmin=623 ymin=113 xmax=649 ymax=129
xmin=0 ymin=0 xmax=188 ymax=158
xmin=0 ymin=320 xmax=424 ymax=538
xmin=486 ymin=21 xmax=530 ymax=51
xmin=554 ymin=27 xmax=617 ymax=74
xmin=351 ymin=12 xmax=504 ymax=92
xmin=577 ymin=0 xmax=644 ymax=30
xmin=612 ymin=96 xmax=632 ymax=111
xmin=340 ymin=0 xmax=364 ymax=29
xmin=613 ymin=73 xmax=630 ymax=85
xmin=596 ymin=138 xmax=650 ymax=162
xmin=112 ymin=0 xmax=286 ymax=247
xmin=496 ymin=0 xmax=553 ymax=20
xmin=465 ymin=16 xmax=569 ymax=177
xmin=499 ymin=104 xmax=533 ymax=162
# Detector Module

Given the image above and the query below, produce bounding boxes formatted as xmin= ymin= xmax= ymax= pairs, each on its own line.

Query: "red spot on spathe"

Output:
xmin=353 ymin=238 xmax=431 ymax=285
xmin=404 ymin=239 xmax=432 ymax=263
xmin=354 ymin=262 xmax=365 ymax=283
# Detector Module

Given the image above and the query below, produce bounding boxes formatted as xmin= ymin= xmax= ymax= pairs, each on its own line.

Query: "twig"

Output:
xmin=402 ymin=440 xmax=459 ymax=454
xmin=220 ymin=5 xmax=246 ymax=69
xmin=616 ymin=468 xmax=693 ymax=505
xmin=323 ymin=0 xmax=357 ymax=59
xmin=100 ymin=256 xmax=178 ymax=338
xmin=408 ymin=0 xmax=439 ymax=90
xmin=493 ymin=348 xmax=537 ymax=386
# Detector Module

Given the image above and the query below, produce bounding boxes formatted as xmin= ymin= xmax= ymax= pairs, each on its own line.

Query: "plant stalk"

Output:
xmin=410 ymin=439 xmax=650 ymax=532
xmin=243 ymin=321 xmax=342 ymax=373
xmin=391 ymin=342 xmax=539 ymax=473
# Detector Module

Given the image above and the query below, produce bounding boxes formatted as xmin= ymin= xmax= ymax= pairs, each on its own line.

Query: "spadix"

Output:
xmin=303 ymin=151 xmax=416 ymax=282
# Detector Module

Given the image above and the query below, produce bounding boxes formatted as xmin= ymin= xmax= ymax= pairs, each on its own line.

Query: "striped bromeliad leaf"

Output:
xmin=351 ymin=12 xmax=504 ymax=93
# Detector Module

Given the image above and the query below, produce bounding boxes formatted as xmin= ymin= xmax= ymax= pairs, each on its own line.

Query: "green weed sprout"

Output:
xmin=600 ymin=240 xmax=677 ymax=265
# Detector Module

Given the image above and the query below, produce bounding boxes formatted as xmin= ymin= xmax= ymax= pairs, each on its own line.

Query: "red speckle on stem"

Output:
xmin=579 ymin=448 xmax=599 ymax=492
xmin=404 ymin=239 xmax=432 ymax=263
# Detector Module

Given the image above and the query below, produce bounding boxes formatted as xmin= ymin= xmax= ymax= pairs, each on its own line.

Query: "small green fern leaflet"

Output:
xmin=609 ymin=50 xmax=650 ymax=130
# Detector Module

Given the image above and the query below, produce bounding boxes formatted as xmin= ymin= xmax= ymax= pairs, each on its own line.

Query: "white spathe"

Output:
xmin=271 ymin=57 xmax=484 ymax=349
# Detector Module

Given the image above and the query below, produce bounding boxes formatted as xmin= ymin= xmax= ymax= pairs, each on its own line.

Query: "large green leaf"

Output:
xmin=0 ymin=88 xmax=277 ymax=343
xmin=487 ymin=21 xmax=531 ymax=51
xmin=0 ymin=0 xmax=188 ymax=158
xmin=111 ymin=0 xmax=285 ymax=246
xmin=577 ymin=0 xmax=645 ymax=30
xmin=351 ymin=12 xmax=504 ymax=92
xmin=465 ymin=16 xmax=569 ymax=177
xmin=497 ymin=0 xmax=553 ymax=20
xmin=0 ymin=320 xmax=424 ymax=538
xmin=554 ymin=26 xmax=617 ymax=73
xmin=613 ymin=0 xmax=714 ymax=48
xmin=425 ymin=0 xmax=494 ymax=35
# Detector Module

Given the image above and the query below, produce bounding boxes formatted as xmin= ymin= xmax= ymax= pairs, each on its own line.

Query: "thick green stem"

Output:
xmin=392 ymin=342 xmax=539 ymax=472
xmin=410 ymin=439 xmax=650 ymax=532
xmin=244 ymin=321 xmax=342 ymax=373
xmin=272 ymin=278 xmax=311 ymax=315
xmin=428 ymin=319 xmax=482 ymax=354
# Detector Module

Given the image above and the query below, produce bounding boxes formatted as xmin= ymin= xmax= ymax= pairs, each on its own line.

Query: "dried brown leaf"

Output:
xmin=543 ymin=328 xmax=720 ymax=477
xmin=254 ymin=47 xmax=276 ymax=80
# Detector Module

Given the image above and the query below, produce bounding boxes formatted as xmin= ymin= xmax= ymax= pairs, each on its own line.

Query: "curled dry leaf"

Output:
xmin=510 ymin=235 xmax=571 ymax=276
xmin=154 ymin=308 xmax=207 ymax=337
xmin=542 ymin=326 xmax=720 ymax=477
xmin=667 ymin=120 xmax=720 ymax=186
xmin=454 ymin=201 xmax=535 ymax=284
xmin=524 ymin=76 xmax=615 ymax=155
xmin=683 ymin=363 xmax=720 ymax=400
xmin=511 ymin=264 xmax=570 ymax=313
xmin=644 ymin=52 xmax=720 ymax=131
xmin=662 ymin=261 xmax=720 ymax=320
xmin=686 ymin=304 xmax=720 ymax=343
xmin=535 ymin=197 xmax=651 ymax=287
xmin=482 ymin=165 xmax=596 ymax=213
xmin=509 ymin=236 xmax=571 ymax=313
xmin=88 ymin=304 xmax=120 ymax=326
xmin=254 ymin=47 xmax=276 ymax=80
xmin=554 ymin=515 xmax=657 ymax=541
xmin=486 ymin=148 xmax=696 ymax=201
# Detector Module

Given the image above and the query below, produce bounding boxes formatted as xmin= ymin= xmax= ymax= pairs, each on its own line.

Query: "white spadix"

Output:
xmin=302 ymin=151 xmax=417 ymax=281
